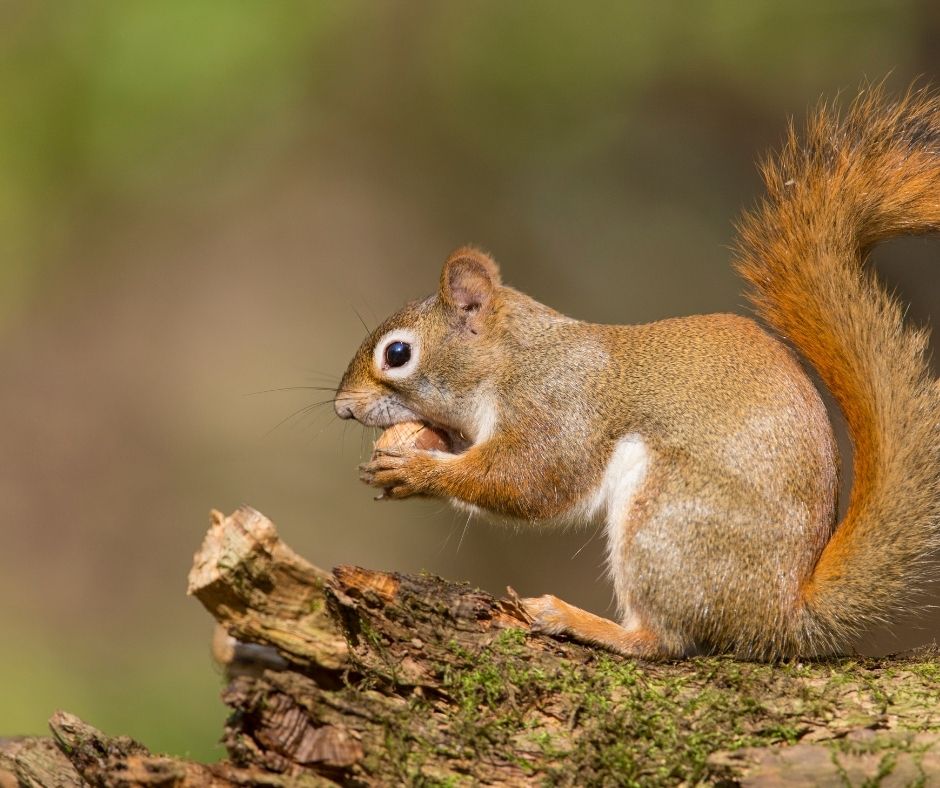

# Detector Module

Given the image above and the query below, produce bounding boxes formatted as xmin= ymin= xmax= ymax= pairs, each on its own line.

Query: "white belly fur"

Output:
xmin=584 ymin=434 xmax=650 ymax=622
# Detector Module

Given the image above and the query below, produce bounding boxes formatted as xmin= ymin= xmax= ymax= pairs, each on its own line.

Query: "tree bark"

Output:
xmin=3 ymin=505 xmax=940 ymax=786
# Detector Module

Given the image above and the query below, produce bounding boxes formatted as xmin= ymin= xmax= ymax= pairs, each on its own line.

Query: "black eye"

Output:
xmin=384 ymin=340 xmax=411 ymax=368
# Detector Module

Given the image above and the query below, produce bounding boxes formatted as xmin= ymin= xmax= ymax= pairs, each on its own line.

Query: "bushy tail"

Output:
xmin=734 ymin=84 xmax=940 ymax=655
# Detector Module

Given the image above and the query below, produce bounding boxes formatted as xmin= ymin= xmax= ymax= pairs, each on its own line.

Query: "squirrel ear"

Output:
xmin=440 ymin=247 xmax=502 ymax=313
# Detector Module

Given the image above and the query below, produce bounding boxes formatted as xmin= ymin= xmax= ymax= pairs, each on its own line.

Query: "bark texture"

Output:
xmin=3 ymin=505 xmax=940 ymax=786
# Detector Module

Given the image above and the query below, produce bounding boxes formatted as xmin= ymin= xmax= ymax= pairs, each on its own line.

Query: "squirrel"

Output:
xmin=334 ymin=85 xmax=940 ymax=660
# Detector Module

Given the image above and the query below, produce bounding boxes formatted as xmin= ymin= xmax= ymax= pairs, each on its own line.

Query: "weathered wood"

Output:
xmin=0 ymin=734 xmax=81 ymax=788
xmin=5 ymin=506 xmax=940 ymax=786
xmin=0 ymin=712 xmax=294 ymax=788
xmin=188 ymin=508 xmax=347 ymax=672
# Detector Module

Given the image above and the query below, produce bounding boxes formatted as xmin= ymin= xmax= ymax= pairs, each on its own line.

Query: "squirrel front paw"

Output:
xmin=359 ymin=449 xmax=431 ymax=500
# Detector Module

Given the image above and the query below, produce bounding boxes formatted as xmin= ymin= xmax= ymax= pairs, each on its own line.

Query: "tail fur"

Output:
xmin=734 ymin=84 xmax=940 ymax=655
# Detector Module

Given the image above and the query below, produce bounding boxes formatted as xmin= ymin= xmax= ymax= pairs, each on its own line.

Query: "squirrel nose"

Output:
xmin=334 ymin=397 xmax=355 ymax=420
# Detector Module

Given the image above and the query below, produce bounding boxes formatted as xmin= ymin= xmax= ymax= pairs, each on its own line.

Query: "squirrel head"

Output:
xmin=335 ymin=246 xmax=508 ymax=447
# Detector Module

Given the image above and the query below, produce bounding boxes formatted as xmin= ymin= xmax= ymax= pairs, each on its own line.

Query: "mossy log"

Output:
xmin=3 ymin=506 xmax=940 ymax=786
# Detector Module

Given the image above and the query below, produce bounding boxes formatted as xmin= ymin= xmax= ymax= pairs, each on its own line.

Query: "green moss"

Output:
xmin=355 ymin=631 xmax=940 ymax=785
xmin=908 ymin=660 xmax=940 ymax=683
xmin=826 ymin=730 xmax=939 ymax=787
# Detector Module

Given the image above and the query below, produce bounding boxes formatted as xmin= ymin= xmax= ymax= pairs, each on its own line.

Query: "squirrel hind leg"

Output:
xmin=521 ymin=594 xmax=681 ymax=659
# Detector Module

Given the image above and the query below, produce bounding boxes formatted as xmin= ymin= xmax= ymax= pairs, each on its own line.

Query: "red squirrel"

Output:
xmin=335 ymin=86 xmax=940 ymax=659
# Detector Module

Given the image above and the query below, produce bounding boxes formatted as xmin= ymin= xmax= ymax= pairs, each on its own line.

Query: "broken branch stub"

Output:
xmin=187 ymin=507 xmax=348 ymax=670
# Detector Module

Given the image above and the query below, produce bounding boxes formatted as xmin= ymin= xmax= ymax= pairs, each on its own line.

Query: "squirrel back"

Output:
xmin=735 ymin=84 xmax=940 ymax=653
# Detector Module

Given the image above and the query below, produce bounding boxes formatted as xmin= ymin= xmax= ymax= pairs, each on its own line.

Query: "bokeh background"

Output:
xmin=4 ymin=1 xmax=940 ymax=762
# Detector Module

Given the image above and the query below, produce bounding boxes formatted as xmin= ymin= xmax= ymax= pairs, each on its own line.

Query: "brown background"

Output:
xmin=2 ymin=1 xmax=939 ymax=761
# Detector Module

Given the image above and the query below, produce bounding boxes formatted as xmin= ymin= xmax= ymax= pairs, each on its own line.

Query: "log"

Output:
xmin=3 ymin=505 xmax=940 ymax=786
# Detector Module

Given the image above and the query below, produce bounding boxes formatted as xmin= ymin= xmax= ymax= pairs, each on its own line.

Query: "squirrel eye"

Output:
xmin=384 ymin=340 xmax=411 ymax=368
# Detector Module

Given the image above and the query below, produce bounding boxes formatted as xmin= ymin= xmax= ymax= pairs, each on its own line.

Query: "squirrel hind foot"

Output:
xmin=521 ymin=594 xmax=681 ymax=659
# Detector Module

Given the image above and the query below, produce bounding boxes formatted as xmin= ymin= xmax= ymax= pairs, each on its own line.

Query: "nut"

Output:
xmin=374 ymin=420 xmax=451 ymax=453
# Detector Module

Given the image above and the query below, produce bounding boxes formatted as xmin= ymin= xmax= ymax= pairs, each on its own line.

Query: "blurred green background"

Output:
xmin=3 ymin=0 xmax=940 ymax=762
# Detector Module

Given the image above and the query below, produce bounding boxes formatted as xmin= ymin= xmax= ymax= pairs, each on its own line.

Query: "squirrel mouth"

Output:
xmin=375 ymin=420 xmax=470 ymax=455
